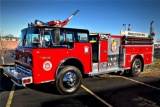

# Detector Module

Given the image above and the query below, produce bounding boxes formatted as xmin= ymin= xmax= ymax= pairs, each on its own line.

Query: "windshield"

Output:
xmin=19 ymin=29 xmax=39 ymax=48
xmin=24 ymin=28 xmax=40 ymax=47
xmin=20 ymin=28 xmax=89 ymax=48
xmin=18 ymin=30 xmax=26 ymax=47
xmin=21 ymin=28 xmax=59 ymax=48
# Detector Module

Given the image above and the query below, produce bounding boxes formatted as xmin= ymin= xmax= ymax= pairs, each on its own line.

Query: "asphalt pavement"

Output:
xmin=1 ymin=73 xmax=160 ymax=107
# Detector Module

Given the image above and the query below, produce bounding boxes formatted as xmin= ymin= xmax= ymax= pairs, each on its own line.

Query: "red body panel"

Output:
xmin=99 ymin=40 xmax=108 ymax=71
xmin=126 ymin=47 xmax=141 ymax=54
xmin=100 ymin=40 xmax=108 ymax=62
xmin=125 ymin=55 xmax=132 ymax=68
xmin=144 ymin=53 xmax=152 ymax=64
xmin=141 ymin=46 xmax=152 ymax=53
xmin=31 ymin=43 xmax=91 ymax=84
xmin=122 ymin=45 xmax=153 ymax=68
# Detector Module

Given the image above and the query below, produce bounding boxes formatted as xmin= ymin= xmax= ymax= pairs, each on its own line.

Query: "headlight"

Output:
xmin=13 ymin=54 xmax=17 ymax=59
xmin=22 ymin=57 xmax=27 ymax=62
xmin=27 ymin=57 xmax=32 ymax=65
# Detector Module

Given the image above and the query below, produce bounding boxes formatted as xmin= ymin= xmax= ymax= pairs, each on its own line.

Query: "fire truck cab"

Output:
xmin=3 ymin=24 xmax=154 ymax=94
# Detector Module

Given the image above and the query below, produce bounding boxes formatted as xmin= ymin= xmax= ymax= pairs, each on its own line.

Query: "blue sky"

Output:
xmin=1 ymin=0 xmax=160 ymax=41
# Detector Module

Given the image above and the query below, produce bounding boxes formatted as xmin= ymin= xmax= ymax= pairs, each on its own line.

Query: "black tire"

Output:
xmin=56 ymin=66 xmax=82 ymax=95
xmin=130 ymin=58 xmax=142 ymax=77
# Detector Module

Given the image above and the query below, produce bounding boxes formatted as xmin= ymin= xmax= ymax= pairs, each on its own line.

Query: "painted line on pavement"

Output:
xmin=110 ymin=75 xmax=160 ymax=91
xmin=121 ymin=76 xmax=160 ymax=91
xmin=6 ymin=83 xmax=15 ymax=107
xmin=81 ymin=85 xmax=113 ymax=107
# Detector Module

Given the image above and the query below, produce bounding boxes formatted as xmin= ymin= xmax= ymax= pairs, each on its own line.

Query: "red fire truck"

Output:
xmin=3 ymin=11 xmax=155 ymax=94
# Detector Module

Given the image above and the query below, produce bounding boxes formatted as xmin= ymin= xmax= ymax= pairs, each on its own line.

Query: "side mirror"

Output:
xmin=55 ymin=34 xmax=60 ymax=43
xmin=54 ymin=29 xmax=60 ymax=44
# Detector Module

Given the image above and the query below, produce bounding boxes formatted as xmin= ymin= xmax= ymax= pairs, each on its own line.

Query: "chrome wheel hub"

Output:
xmin=63 ymin=72 xmax=77 ymax=87
xmin=134 ymin=62 xmax=141 ymax=74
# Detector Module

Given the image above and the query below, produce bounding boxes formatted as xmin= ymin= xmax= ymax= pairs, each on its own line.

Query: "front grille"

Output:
xmin=16 ymin=65 xmax=32 ymax=76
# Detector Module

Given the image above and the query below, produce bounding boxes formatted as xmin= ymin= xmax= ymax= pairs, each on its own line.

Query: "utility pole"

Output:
xmin=128 ymin=24 xmax=131 ymax=31
xmin=123 ymin=24 xmax=126 ymax=30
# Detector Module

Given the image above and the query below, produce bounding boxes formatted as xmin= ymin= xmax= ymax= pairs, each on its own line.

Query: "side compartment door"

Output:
xmin=99 ymin=40 xmax=108 ymax=71
xmin=108 ymin=38 xmax=120 ymax=70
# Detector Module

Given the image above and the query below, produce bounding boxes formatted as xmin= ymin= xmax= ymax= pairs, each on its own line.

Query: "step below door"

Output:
xmin=99 ymin=40 xmax=108 ymax=71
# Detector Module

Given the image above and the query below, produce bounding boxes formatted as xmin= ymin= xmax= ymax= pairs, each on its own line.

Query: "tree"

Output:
xmin=0 ymin=30 xmax=8 ymax=64
xmin=5 ymin=34 xmax=14 ymax=37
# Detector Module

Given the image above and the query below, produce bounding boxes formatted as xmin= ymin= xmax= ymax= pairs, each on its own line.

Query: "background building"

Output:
xmin=0 ymin=36 xmax=19 ymax=49
xmin=154 ymin=40 xmax=160 ymax=48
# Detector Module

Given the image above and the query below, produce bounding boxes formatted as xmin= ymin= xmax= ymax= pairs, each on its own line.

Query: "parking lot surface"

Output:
xmin=1 ymin=53 xmax=160 ymax=107
xmin=1 ymin=73 xmax=160 ymax=107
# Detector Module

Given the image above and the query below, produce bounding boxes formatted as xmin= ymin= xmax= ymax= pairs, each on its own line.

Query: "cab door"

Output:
xmin=99 ymin=40 xmax=108 ymax=71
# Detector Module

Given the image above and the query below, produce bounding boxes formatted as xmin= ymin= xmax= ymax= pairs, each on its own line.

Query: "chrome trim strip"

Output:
xmin=121 ymin=45 xmax=153 ymax=47
xmin=11 ymin=79 xmax=23 ymax=87
xmin=144 ymin=63 xmax=153 ymax=66
xmin=88 ymin=68 xmax=129 ymax=76
xmin=3 ymin=73 xmax=8 ymax=77
xmin=40 ymin=80 xmax=55 ymax=83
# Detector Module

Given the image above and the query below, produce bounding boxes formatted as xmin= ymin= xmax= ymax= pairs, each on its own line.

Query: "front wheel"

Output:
xmin=130 ymin=58 xmax=142 ymax=77
xmin=56 ymin=66 xmax=82 ymax=94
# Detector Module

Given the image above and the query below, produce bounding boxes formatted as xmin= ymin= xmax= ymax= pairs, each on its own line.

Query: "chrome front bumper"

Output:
xmin=3 ymin=67 xmax=33 ymax=86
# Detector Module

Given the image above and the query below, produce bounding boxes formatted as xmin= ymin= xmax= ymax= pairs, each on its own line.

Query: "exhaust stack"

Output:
xmin=150 ymin=21 xmax=155 ymax=38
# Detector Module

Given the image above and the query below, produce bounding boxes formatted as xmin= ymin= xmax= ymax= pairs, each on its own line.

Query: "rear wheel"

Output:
xmin=56 ymin=66 xmax=82 ymax=94
xmin=130 ymin=58 xmax=142 ymax=77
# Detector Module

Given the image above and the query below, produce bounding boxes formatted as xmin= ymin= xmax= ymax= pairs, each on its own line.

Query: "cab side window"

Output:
xmin=60 ymin=31 xmax=74 ymax=43
xmin=89 ymin=36 xmax=98 ymax=43
xmin=60 ymin=32 xmax=65 ymax=43
xmin=66 ymin=33 xmax=74 ymax=42
xmin=44 ymin=32 xmax=51 ymax=42
xmin=78 ymin=33 xmax=88 ymax=42
xmin=42 ymin=31 xmax=52 ymax=47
